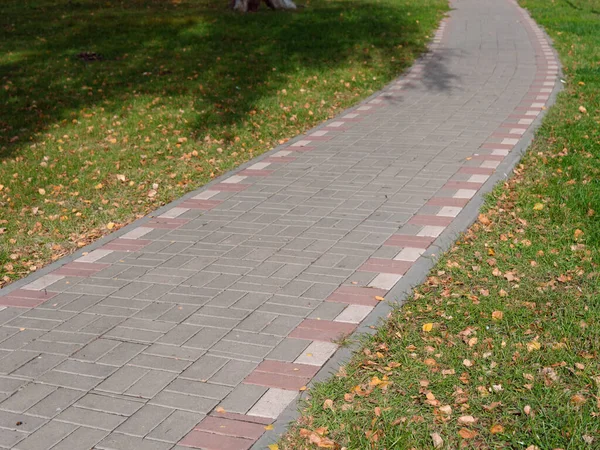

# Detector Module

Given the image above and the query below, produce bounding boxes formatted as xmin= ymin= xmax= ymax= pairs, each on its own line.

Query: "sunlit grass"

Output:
xmin=0 ymin=0 xmax=448 ymax=286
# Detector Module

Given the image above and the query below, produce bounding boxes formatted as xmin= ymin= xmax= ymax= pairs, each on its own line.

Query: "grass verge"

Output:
xmin=0 ymin=0 xmax=447 ymax=287
xmin=279 ymin=0 xmax=600 ymax=448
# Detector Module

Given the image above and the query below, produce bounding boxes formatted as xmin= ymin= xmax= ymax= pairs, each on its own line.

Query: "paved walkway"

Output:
xmin=0 ymin=0 xmax=559 ymax=448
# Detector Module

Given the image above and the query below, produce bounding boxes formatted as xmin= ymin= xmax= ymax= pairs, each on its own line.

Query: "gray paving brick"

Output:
xmin=12 ymin=354 xmax=66 ymax=379
xmin=50 ymin=426 xmax=108 ymax=450
xmin=182 ymin=327 xmax=228 ymax=349
xmin=54 ymin=360 xmax=116 ymax=379
xmin=218 ymin=383 xmax=268 ymax=414
xmin=74 ymin=393 xmax=143 ymax=416
xmin=143 ymin=344 xmax=204 ymax=361
xmin=97 ymin=342 xmax=147 ymax=366
xmin=132 ymin=284 xmax=173 ymax=301
xmin=53 ymin=313 xmax=98 ymax=333
xmin=95 ymin=366 xmax=148 ymax=395
xmin=0 ymin=428 xmax=27 ymax=449
xmin=96 ymin=432 xmax=172 ymax=450
xmin=267 ymin=338 xmax=311 ymax=362
xmin=0 ymin=383 xmax=55 ymax=413
xmin=258 ymin=302 xmax=312 ymax=318
xmin=55 ymin=406 xmax=127 ymax=431
xmin=308 ymin=301 xmax=347 ymax=320
xmin=0 ymin=351 xmax=39 ymax=375
xmin=179 ymin=354 xmax=228 ymax=381
xmin=25 ymin=388 xmax=83 ymax=419
xmin=210 ymin=340 xmax=272 ymax=359
xmin=13 ymin=420 xmax=76 ymax=450
xmin=157 ymin=304 xmax=198 ymax=323
xmin=0 ymin=410 xmax=47 ymax=433
xmin=133 ymin=303 xmax=173 ymax=321
xmin=224 ymin=330 xmax=280 ymax=347
xmin=232 ymin=292 xmax=270 ymax=315
xmin=124 ymin=370 xmax=177 ymax=399
xmin=261 ymin=315 xmax=303 ymax=336
xmin=71 ymin=339 xmax=120 ymax=362
xmin=115 ymin=404 xmax=171 ymax=437
xmin=209 ymin=359 xmax=257 ymax=386
xmin=57 ymin=294 xmax=103 ymax=312
xmin=146 ymin=410 xmax=202 ymax=443
xmin=22 ymin=341 xmax=80 ymax=357
xmin=127 ymin=353 xmax=191 ymax=373
xmin=0 ymin=376 xmax=27 ymax=397
xmin=37 ymin=370 xmax=102 ymax=391
xmin=166 ymin=379 xmax=231 ymax=400
xmin=235 ymin=311 xmax=276 ymax=332
xmin=149 ymin=391 xmax=218 ymax=414
xmin=157 ymin=324 xmax=202 ymax=346
xmin=205 ymin=290 xmax=245 ymax=308
xmin=111 ymin=282 xmax=153 ymax=299
xmin=184 ymin=313 xmax=240 ymax=329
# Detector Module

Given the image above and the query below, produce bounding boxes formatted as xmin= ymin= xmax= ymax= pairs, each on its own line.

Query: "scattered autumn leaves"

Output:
xmin=1 ymin=0 xmax=447 ymax=287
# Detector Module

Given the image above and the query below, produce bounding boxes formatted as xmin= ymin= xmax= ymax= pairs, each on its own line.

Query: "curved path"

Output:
xmin=0 ymin=0 xmax=560 ymax=449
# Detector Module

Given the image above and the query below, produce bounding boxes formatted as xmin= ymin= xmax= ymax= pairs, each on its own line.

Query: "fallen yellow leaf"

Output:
xmin=268 ymin=445 xmax=279 ymax=450
xmin=492 ymin=310 xmax=504 ymax=321
xmin=422 ymin=323 xmax=433 ymax=332
xmin=375 ymin=296 xmax=385 ymax=301
xmin=478 ymin=214 xmax=491 ymax=226
xmin=533 ymin=203 xmax=544 ymax=210
xmin=458 ymin=428 xmax=477 ymax=439
xmin=107 ymin=222 xmax=115 ymax=230
xmin=264 ymin=424 xmax=274 ymax=430
xmin=490 ymin=424 xmax=504 ymax=434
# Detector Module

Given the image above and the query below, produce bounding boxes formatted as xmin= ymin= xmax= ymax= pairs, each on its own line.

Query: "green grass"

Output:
xmin=0 ymin=0 xmax=448 ymax=287
xmin=280 ymin=0 xmax=600 ymax=448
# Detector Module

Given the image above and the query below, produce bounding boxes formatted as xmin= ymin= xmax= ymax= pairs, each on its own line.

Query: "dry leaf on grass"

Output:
xmin=458 ymin=428 xmax=477 ymax=439
xmin=490 ymin=424 xmax=505 ymax=434
xmin=431 ymin=432 xmax=444 ymax=448
xmin=458 ymin=415 xmax=477 ymax=425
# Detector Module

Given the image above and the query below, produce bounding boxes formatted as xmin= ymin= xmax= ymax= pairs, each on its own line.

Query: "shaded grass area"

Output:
xmin=0 ymin=0 xmax=448 ymax=286
xmin=280 ymin=0 xmax=600 ymax=448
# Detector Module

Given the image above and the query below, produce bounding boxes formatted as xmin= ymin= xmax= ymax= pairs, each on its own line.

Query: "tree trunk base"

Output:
xmin=231 ymin=0 xmax=296 ymax=12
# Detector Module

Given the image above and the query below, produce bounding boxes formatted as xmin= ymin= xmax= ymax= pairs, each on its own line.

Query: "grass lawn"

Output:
xmin=0 ymin=0 xmax=448 ymax=287
xmin=279 ymin=0 xmax=600 ymax=449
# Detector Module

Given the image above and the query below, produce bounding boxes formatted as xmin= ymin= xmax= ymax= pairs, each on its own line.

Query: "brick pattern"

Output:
xmin=0 ymin=0 xmax=559 ymax=448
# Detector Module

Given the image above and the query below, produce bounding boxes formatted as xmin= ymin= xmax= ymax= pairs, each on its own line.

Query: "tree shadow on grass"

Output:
xmin=0 ymin=0 xmax=450 ymax=159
